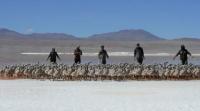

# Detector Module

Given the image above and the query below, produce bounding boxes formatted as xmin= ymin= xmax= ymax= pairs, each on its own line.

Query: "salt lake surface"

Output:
xmin=0 ymin=80 xmax=200 ymax=111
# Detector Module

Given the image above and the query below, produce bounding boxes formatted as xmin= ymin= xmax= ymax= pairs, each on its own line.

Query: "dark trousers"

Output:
xmin=181 ymin=59 xmax=188 ymax=65
xmin=102 ymin=60 xmax=106 ymax=64
xmin=100 ymin=59 xmax=106 ymax=64
xmin=137 ymin=58 xmax=143 ymax=65
xmin=74 ymin=58 xmax=81 ymax=64
xmin=50 ymin=59 xmax=57 ymax=64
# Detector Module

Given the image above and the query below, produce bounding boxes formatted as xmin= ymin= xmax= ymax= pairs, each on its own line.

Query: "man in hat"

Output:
xmin=98 ymin=45 xmax=109 ymax=64
xmin=74 ymin=46 xmax=82 ymax=64
xmin=47 ymin=48 xmax=61 ymax=64
xmin=173 ymin=45 xmax=192 ymax=65
xmin=134 ymin=43 xmax=145 ymax=65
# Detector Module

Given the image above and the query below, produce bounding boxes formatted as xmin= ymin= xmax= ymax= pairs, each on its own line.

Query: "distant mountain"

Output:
xmin=0 ymin=28 xmax=25 ymax=39
xmin=173 ymin=37 xmax=200 ymax=41
xmin=0 ymin=28 xmax=165 ymax=41
xmin=0 ymin=28 xmax=77 ymax=40
xmin=88 ymin=29 xmax=164 ymax=41
xmin=27 ymin=33 xmax=77 ymax=39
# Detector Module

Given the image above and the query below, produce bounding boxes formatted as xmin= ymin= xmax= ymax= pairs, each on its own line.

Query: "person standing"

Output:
xmin=134 ymin=43 xmax=144 ymax=65
xmin=74 ymin=46 xmax=82 ymax=64
xmin=173 ymin=45 xmax=192 ymax=65
xmin=98 ymin=45 xmax=109 ymax=64
xmin=47 ymin=48 xmax=61 ymax=64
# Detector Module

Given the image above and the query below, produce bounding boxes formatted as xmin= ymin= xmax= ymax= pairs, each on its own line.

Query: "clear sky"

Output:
xmin=0 ymin=0 xmax=199 ymax=39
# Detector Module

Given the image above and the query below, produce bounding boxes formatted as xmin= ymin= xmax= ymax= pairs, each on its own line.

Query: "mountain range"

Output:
xmin=88 ymin=29 xmax=163 ymax=41
xmin=0 ymin=28 xmax=199 ymax=41
xmin=0 ymin=28 xmax=77 ymax=40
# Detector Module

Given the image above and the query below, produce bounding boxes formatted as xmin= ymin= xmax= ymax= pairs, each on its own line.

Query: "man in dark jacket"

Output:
xmin=134 ymin=43 xmax=144 ymax=65
xmin=74 ymin=46 xmax=82 ymax=64
xmin=173 ymin=45 xmax=192 ymax=65
xmin=98 ymin=45 xmax=109 ymax=64
xmin=47 ymin=48 xmax=61 ymax=64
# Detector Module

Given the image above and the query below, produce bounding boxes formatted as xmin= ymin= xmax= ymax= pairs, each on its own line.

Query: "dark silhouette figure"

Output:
xmin=134 ymin=43 xmax=144 ymax=65
xmin=74 ymin=46 xmax=82 ymax=64
xmin=98 ymin=45 xmax=109 ymax=64
xmin=47 ymin=48 xmax=61 ymax=64
xmin=173 ymin=45 xmax=192 ymax=65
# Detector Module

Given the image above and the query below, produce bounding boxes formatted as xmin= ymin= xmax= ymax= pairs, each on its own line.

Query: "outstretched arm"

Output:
xmin=141 ymin=48 xmax=144 ymax=59
xmin=133 ymin=48 xmax=137 ymax=61
xmin=134 ymin=48 xmax=136 ymax=58
xmin=187 ymin=50 xmax=192 ymax=56
xmin=106 ymin=51 xmax=109 ymax=58
xmin=56 ymin=53 xmax=61 ymax=60
xmin=105 ymin=50 xmax=109 ymax=58
xmin=80 ymin=50 xmax=83 ymax=55
xmin=173 ymin=51 xmax=180 ymax=60
xmin=98 ymin=51 xmax=101 ymax=59
xmin=46 ymin=54 xmax=50 ymax=61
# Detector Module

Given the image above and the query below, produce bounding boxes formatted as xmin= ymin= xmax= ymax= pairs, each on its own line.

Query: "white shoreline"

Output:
xmin=21 ymin=52 xmax=200 ymax=56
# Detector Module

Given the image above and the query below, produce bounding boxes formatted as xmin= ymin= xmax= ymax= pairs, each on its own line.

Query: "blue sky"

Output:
xmin=0 ymin=0 xmax=199 ymax=39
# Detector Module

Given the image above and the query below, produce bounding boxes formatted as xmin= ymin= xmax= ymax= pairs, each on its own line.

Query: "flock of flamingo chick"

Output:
xmin=1 ymin=63 xmax=200 ymax=81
